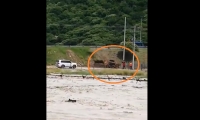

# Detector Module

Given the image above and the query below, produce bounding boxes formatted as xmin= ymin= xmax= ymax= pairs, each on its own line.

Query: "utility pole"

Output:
xmin=139 ymin=18 xmax=142 ymax=42
xmin=123 ymin=17 xmax=126 ymax=61
xmin=132 ymin=26 xmax=136 ymax=70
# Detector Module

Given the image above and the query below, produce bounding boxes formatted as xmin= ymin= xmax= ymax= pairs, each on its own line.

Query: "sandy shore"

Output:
xmin=47 ymin=76 xmax=147 ymax=120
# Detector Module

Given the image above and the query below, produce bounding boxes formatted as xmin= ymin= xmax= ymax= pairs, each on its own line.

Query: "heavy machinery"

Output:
xmin=93 ymin=60 xmax=105 ymax=68
xmin=106 ymin=60 xmax=120 ymax=68
xmin=107 ymin=60 xmax=115 ymax=68
xmin=93 ymin=59 xmax=120 ymax=68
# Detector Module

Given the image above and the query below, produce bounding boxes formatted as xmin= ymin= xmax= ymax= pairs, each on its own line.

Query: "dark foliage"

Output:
xmin=47 ymin=0 xmax=147 ymax=45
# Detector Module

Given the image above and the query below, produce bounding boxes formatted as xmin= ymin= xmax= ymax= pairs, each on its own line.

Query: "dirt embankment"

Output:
xmin=66 ymin=48 xmax=122 ymax=67
xmin=66 ymin=50 xmax=84 ymax=66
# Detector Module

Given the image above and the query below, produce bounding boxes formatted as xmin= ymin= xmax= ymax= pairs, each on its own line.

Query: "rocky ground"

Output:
xmin=47 ymin=75 xmax=147 ymax=120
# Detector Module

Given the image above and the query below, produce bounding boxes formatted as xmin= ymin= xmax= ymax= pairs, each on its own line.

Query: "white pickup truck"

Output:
xmin=56 ymin=60 xmax=77 ymax=69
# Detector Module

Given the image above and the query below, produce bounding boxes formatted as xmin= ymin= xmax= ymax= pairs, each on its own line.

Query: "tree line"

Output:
xmin=47 ymin=0 xmax=147 ymax=46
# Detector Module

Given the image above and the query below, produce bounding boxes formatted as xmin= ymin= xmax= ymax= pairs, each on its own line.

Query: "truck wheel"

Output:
xmin=73 ymin=65 xmax=76 ymax=69
xmin=61 ymin=65 xmax=65 ymax=68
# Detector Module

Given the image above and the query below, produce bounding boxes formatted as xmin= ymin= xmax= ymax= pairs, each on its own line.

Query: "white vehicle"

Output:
xmin=56 ymin=60 xmax=77 ymax=69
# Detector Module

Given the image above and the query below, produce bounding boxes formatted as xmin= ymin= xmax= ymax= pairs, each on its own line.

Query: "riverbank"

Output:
xmin=47 ymin=77 xmax=147 ymax=120
xmin=47 ymin=68 xmax=147 ymax=77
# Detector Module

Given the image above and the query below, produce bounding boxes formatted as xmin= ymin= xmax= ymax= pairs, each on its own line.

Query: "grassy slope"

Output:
xmin=47 ymin=46 xmax=68 ymax=65
xmin=136 ymin=48 xmax=147 ymax=65
xmin=47 ymin=46 xmax=91 ymax=65
xmin=47 ymin=46 xmax=147 ymax=66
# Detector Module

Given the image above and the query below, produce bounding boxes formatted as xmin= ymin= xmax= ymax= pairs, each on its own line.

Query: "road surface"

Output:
xmin=47 ymin=66 xmax=147 ymax=72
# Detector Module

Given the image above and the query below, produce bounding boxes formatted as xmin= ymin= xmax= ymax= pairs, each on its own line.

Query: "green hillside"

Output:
xmin=47 ymin=0 xmax=147 ymax=45
xmin=47 ymin=46 xmax=147 ymax=67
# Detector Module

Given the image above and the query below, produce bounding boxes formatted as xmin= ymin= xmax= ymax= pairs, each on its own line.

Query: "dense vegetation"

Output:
xmin=47 ymin=0 xmax=147 ymax=46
